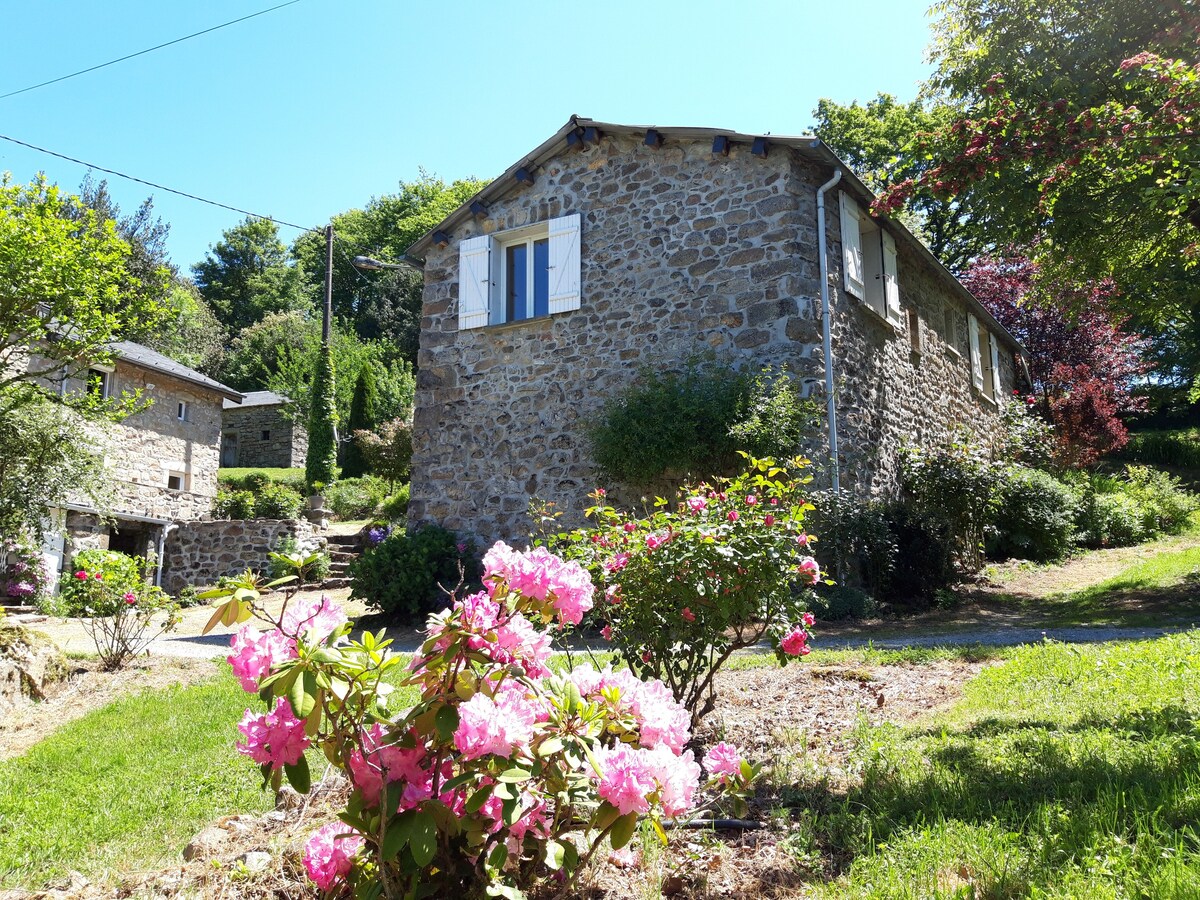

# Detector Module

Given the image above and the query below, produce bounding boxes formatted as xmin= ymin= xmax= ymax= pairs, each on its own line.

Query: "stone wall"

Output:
xmin=222 ymin=403 xmax=307 ymax=469
xmin=160 ymin=519 xmax=324 ymax=595
xmin=409 ymin=132 xmax=1018 ymax=545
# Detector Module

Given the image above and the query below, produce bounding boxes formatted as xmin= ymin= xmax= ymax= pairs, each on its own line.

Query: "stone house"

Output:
xmin=220 ymin=390 xmax=308 ymax=469
xmin=39 ymin=341 xmax=242 ymax=590
xmin=404 ymin=117 xmax=1027 ymax=544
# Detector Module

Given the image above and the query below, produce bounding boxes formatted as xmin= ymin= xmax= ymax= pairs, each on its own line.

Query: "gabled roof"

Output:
xmin=109 ymin=340 xmax=242 ymax=402
xmin=222 ymin=389 xmax=287 ymax=411
xmin=407 ymin=116 xmax=1025 ymax=355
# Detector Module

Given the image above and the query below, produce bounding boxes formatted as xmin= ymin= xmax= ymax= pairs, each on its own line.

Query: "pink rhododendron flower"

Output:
xmin=781 ymin=627 xmax=810 ymax=657
xmin=346 ymin=724 xmax=428 ymax=806
xmin=606 ymin=552 xmax=631 ymax=573
xmin=282 ymin=595 xmax=346 ymax=643
xmin=303 ymin=822 xmax=364 ymax=891
xmin=570 ymin=666 xmax=691 ymax=752
xmin=482 ymin=541 xmax=520 ymax=583
xmin=592 ymin=745 xmax=656 ymax=815
xmin=645 ymin=746 xmax=700 ymax=817
xmin=496 ymin=612 xmax=553 ymax=676
xmin=453 ymin=685 xmax=539 ymax=760
xmin=236 ymin=696 xmax=310 ymax=768
xmin=228 ymin=626 xmax=299 ymax=692
xmin=727 ymin=510 xmax=739 ymax=522
xmin=681 ymin=607 xmax=696 ymax=622
xmin=687 ymin=496 xmax=707 ymax=513
xmin=704 ymin=741 xmax=744 ymax=780
xmin=802 ymin=611 xmax=816 ymax=627
xmin=797 ymin=556 xmax=821 ymax=585
xmin=485 ymin=544 xmax=595 ymax=626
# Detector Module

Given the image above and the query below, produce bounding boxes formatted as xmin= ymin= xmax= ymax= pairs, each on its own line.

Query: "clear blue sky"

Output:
xmin=0 ymin=0 xmax=935 ymax=270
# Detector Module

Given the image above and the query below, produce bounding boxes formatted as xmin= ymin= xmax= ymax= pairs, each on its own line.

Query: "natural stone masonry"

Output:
xmin=160 ymin=519 xmax=324 ymax=595
xmin=408 ymin=129 xmax=1018 ymax=545
xmin=221 ymin=392 xmax=308 ymax=469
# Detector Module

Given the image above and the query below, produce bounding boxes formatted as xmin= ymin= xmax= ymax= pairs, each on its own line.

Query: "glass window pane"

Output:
xmin=506 ymin=243 xmax=528 ymax=321
xmin=533 ymin=238 xmax=549 ymax=318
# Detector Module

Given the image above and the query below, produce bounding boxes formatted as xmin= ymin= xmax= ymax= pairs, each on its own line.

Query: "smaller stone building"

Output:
xmin=220 ymin=391 xmax=307 ymax=469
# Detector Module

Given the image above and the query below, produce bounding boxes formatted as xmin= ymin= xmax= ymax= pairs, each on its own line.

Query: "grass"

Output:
xmin=0 ymin=664 xmax=269 ymax=888
xmin=217 ymin=466 xmax=308 ymax=491
xmin=1121 ymin=428 xmax=1200 ymax=470
xmin=795 ymin=632 xmax=1200 ymax=898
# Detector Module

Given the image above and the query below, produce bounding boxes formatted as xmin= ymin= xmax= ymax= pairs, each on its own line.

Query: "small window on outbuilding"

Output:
xmin=167 ymin=471 xmax=189 ymax=492
xmin=87 ymin=368 xmax=111 ymax=400
xmin=944 ymin=308 xmax=960 ymax=355
xmin=262 ymin=429 xmax=271 ymax=441
xmin=907 ymin=307 xmax=922 ymax=354
xmin=177 ymin=401 xmax=188 ymax=421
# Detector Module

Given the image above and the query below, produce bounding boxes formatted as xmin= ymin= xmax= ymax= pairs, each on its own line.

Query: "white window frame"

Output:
xmin=840 ymin=191 xmax=901 ymax=328
xmin=176 ymin=400 xmax=188 ymax=422
xmin=87 ymin=367 xmax=112 ymax=400
xmin=493 ymin=223 xmax=551 ymax=325
xmin=166 ymin=470 xmax=189 ymax=492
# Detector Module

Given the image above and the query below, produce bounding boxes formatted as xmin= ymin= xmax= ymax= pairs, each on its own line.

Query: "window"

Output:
xmin=968 ymin=315 xmax=1002 ymax=402
xmin=839 ymin=192 xmax=901 ymax=327
xmin=458 ymin=213 xmax=581 ymax=330
xmin=907 ymin=307 xmax=922 ymax=354
xmin=87 ymin=368 xmax=111 ymax=400
xmin=262 ymin=429 xmax=271 ymax=441
xmin=166 ymin=471 xmax=189 ymax=492
xmin=176 ymin=401 xmax=188 ymax=422
xmin=944 ymin=307 xmax=961 ymax=356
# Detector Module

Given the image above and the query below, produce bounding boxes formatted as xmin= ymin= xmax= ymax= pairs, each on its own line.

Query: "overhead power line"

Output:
xmin=0 ymin=131 xmax=318 ymax=233
xmin=0 ymin=0 xmax=305 ymax=102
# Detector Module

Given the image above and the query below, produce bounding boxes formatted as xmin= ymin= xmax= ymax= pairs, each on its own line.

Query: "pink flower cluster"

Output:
xmin=591 ymin=744 xmax=701 ymax=816
xmin=781 ymin=627 xmax=811 ymax=657
xmin=570 ymin=665 xmax=690 ymax=752
xmin=282 ymin=595 xmax=347 ymax=642
xmin=303 ymin=822 xmax=364 ymax=891
xmin=346 ymin=723 xmax=447 ymax=809
xmin=454 ymin=683 xmax=541 ymax=760
xmin=703 ymin=741 xmax=744 ymax=783
xmin=236 ymin=696 xmax=310 ymax=768
xmin=427 ymin=590 xmax=553 ymax=676
xmin=483 ymin=542 xmax=595 ymax=625
xmin=228 ymin=625 xmax=298 ymax=692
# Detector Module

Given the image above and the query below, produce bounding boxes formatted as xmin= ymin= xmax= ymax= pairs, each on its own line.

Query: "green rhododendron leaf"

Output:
xmin=289 ymin=670 xmax=317 ymax=718
xmin=284 ymin=756 xmax=310 ymax=793
xmin=382 ymin=810 xmax=417 ymax=860
xmin=496 ymin=767 xmax=531 ymax=783
xmin=609 ymin=811 xmax=638 ymax=850
xmin=464 ymin=784 xmax=494 ymax=814
xmin=543 ymin=839 xmax=565 ymax=870
xmin=434 ymin=704 xmax=460 ymax=742
xmin=487 ymin=842 xmax=508 ymax=872
xmin=593 ymin=801 xmax=622 ymax=831
xmin=537 ymin=737 xmax=565 ymax=757
xmin=409 ymin=811 xmax=437 ymax=867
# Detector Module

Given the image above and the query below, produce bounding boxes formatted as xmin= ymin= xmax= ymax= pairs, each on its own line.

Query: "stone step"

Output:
xmin=328 ymin=550 xmax=358 ymax=563
xmin=329 ymin=563 xmax=351 ymax=575
xmin=4 ymin=612 xmax=49 ymax=626
xmin=326 ymin=535 xmax=361 ymax=549
xmin=319 ymin=577 xmax=352 ymax=590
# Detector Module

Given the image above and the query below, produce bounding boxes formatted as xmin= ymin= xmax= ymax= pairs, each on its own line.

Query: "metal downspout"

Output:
xmin=816 ymin=168 xmax=843 ymax=495
xmin=155 ymin=523 xmax=178 ymax=589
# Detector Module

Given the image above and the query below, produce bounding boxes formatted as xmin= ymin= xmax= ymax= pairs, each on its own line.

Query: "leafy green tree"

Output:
xmin=0 ymin=176 xmax=164 ymax=416
xmin=305 ymin=343 xmax=338 ymax=492
xmin=812 ymin=94 xmax=984 ymax=270
xmin=140 ymin=280 xmax=226 ymax=375
xmin=340 ymin=364 xmax=379 ymax=478
xmin=192 ymin=216 xmax=310 ymax=332
xmin=291 ymin=174 xmax=484 ymax=363
xmin=875 ymin=0 xmax=1200 ymax=395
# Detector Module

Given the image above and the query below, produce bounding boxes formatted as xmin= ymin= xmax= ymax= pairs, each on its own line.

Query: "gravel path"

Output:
xmin=820 ymin=623 xmax=1195 ymax=649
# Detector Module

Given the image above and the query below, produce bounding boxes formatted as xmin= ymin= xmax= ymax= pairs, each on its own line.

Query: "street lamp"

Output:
xmin=352 ymin=255 xmax=411 ymax=271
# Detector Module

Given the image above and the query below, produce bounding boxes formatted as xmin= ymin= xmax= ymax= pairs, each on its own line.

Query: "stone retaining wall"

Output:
xmin=160 ymin=519 xmax=324 ymax=595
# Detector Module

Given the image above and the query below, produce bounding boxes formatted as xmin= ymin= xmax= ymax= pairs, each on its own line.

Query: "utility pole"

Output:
xmin=323 ymin=224 xmax=333 ymax=343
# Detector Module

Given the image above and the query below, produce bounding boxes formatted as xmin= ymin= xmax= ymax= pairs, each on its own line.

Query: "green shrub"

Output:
xmin=808 ymin=492 xmax=896 ymax=597
xmin=218 ymin=468 xmax=307 ymax=493
xmin=589 ymin=361 xmax=818 ymax=484
xmin=269 ymin=534 xmax=330 ymax=584
xmin=1073 ymin=466 xmax=1199 ymax=548
xmin=251 ymin=483 xmax=303 ymax=519
xmin=324 ymin=476 xmax=389 ymax=520
xmin=881 ymin=503 xmax=960 ymax=607
xmin=213 ymin=489 xmax=256 ymax=519
xmin=987 ymin=466 xmax=1080 ymax=562
xmin=1121 ymin=428 xmax=1200 ymax=469
xmin=1122 ymin=465 xmax=1199 ymax=534
xmin=810 ymin=584 xmax=877 ymax=621
xmin=380 ymin=484 xmax=410 ymax=521
xmin=1076 ymin=490 xmax=1148 ymax=547
xmin=349 ymin=525 xmax=479 ymax=620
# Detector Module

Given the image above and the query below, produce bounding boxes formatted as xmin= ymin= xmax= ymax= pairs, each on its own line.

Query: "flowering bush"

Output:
xmin=349 ymin=524 xmax=480 ymax=620
xmin=205 ymin=543 xmax=754 ymax=898
xmin=558 ymin=455 xmax=822 ymax=725
xmin=59 ymin=549 xmax=179 ymax=669
xmin=1 ymin=533 xmax=50 ymax=607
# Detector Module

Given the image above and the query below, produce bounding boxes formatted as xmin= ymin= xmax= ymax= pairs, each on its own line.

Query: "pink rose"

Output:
xmin=606 ymin=552 xmax=631 ymax=573
xmin=93 ymin=572 xmax=103 ymax=581
xmin=687 ymin=497 xmax=707 ymax=513
xmin=601 ymin=624 xmax=613 ymax=640
xmin=764 ymin=514 xmax=775 ymax=526
xmin=796 ymin=533 xmax=810 ymax=548
xmin=745 ymin=495 xmax=757 ymax=506
xmin=681 ymin=607 xmax=696 ymax=622
xmin=123 ymin=592 xmax=137 ymax=605
xmin=797 ymin=556 xmax=821 ymax=585
xmin=624 ymin=522 xmax=636 ymax=533
xmin=802 ymin=611 xmax=816 ymax=627
xmin=781 ymin=627 xmax=810 ymax=657
xmin=727 ymin=510 xmax=739 ymax=523
xmin=74 ymin=571 xmax=88 ymax=581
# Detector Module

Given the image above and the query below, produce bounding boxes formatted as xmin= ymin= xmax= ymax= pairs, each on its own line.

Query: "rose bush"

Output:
xmin=205 ymin=543 xmax=755 ymax=898
xmin=555 ymin=455 xmax=823 ymax=725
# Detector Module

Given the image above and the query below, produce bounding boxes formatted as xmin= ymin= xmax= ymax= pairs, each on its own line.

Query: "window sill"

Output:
xmin=974 ymin=389 xmax=998 ymax=408
xmin=945 ymin=346 xmax=962 ymax=359
xmin=479 ymin=313 xmax=557 ymax=333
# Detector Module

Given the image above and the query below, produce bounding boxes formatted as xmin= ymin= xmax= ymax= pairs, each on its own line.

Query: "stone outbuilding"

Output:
xmin=40 ymin=341 xmax=242 ymax=591
xmin=404 ymin=117 xmax=1028 ymax=544
xmin=220 ymin=390 xmax=307 ymax=469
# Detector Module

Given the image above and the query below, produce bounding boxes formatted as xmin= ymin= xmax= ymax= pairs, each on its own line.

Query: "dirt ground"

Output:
xmin=0 ymin=655 xmax=985 ymax=900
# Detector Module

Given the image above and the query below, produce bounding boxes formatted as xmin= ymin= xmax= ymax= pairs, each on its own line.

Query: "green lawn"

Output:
xmin=796 ymin=632 xmax=1200 ymax=898
xmin=1039 ymin=544 xmax=1200 ymax=626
